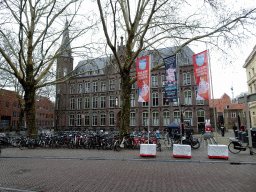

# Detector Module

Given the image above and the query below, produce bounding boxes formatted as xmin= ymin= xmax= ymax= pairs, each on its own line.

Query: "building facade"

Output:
xmin=0 ymin=89 xmax=55 ymax=132
xmin=209 ymin=93 xmax=246 ymax=130
xmin=55 ymin=23 xmax=210 ymax=133
xmin=243 ymin=45 xmax=256 ymax=127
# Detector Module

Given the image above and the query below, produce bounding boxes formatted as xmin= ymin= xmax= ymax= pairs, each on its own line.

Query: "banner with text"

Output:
xmin=136 ymin=56 xmax=150 ymax=102
xmin=193 ymin=50 xmax=211 ymax=100
xmin=163 ymin=55 xmax=178 ymax=102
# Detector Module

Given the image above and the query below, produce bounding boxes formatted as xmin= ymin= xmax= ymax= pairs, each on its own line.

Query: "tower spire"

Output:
xmin=60 ymin=20 xmax=72 ymax=57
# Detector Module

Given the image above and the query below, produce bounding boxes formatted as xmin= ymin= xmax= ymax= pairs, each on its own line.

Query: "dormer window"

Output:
xmin=226 ymin=105 xmax=230 ymax=109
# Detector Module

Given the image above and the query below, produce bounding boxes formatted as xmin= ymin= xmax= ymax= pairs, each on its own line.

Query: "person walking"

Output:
xmin=221 ymin=124 xmax=225 ymax=137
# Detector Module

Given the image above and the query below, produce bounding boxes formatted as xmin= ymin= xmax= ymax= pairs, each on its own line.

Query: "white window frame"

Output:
xmin=84 ymin=113 xmax=89 ymax=126
xmin=92 ymin=113 xmax=97 ymax=126
xmin=162 ymin=91 xmax=169 ymax=106
xmin=92 ymin=96 xmax=98 ymax=109
xmin=152 ymin=112 xmax=159 ymax=126
xmin=183 ymin=72 xmax=191 ymax=85
xmin=93 ymin=82 xmax=98 ymax=92
xmin=161 ymin=75 xmax=165 ymax=87
xmin=231 ymin=112 xmax=236 ymax=118
xmin=109 ymin=113 xmax=115 ymax=126
xmin=109 ymin=95 xmax=115 ymax=108
xmin=70 ymin=84 xmax=75 ymax=94
xmin=77 ymin=97 xmax=82 ymax=110
xmin=130 ymin=112 xmax=136 ymax=126
xmin=69 ymin=114 xmax=74 ymax=126
xmin=101 ymin=81 xmax=106 ymax=92
xmin=163 ymin=111 xmax=170 ymax=126
xmin=78 ymin=83 xmax=82 ymax=93
xmin=184 ymin=90 xmax=192 ymax=105
xmin=142 ymin=112 xmax=149 ymax=126
xmin=196 ymin=90 xmax=204 ymax=105
xmin=84 ymin=97 xmax=90 ymax=109
xmin=85 ymin=82 xmax=90 ymax=93
xmin=100 ymin=96 xmax=106 ymax=108
xmin=152 ymin=92 xmax=158 ymax=107
xmin=109 ymin=80 xmax=115 ymax=90
xmin=185 ymin=111 xmax=193 ymax=126
xmin=70 ymin=98 xmax=75 ymax=110
xmin=77 ymin=114 xmax=81 ymax=126
xmin=174 ymin=111 xmax=180 ymax=124
xmin=151 ymin=75 xmax=158 ymax=87
xmin=100 ymin=113 xmax=106 ymax=126
xmin=130 ymin=94 xmax=135 ymax=107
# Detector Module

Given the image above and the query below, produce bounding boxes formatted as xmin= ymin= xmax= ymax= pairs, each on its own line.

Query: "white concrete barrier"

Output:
xmin=140 ymin=144 xmax=156 ymax=157
xmin=173 ymin=144 xmax=191 ymax=158
xmin=208 ymin=144 xmax=228 ymax=160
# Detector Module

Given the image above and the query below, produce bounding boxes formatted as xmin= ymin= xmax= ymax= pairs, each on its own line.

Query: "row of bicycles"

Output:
xmin=0 ymin=131 xmax=162 ymax=152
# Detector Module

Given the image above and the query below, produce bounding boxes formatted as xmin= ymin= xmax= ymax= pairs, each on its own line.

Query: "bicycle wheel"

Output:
xmin=191 ymin=140 xmax=200 ymax=149
xmin=164 ymin=139 xmax=173 ymax=149
xmin=115 ymin=141 xmax=121 ymax=151
xmin=228 ymin=141 xmax=241 ymax=154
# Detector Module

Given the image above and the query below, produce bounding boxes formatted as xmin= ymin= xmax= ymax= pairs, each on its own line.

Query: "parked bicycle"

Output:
xmin=228 ymin=138 xmax=255 ymax=155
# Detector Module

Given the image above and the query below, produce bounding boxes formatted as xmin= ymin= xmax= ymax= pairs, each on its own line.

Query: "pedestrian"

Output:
xmin=221 ymin=125 xmax=225 ymax=137
xmin=233 ymin=123 xmax=238 ymax=137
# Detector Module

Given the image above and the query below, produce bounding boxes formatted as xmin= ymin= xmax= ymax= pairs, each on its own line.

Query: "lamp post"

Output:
xmin=115 ymin=97 xmax=118 ymax=131
xmin=179 ymin=103 xmax=185 ymax=136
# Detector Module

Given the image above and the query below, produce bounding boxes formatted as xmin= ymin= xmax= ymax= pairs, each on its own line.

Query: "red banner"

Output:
xmin=136 ymin=56 xmax=150 ymax=102
xmin=193 ymin=50 xmax=211 ymax=100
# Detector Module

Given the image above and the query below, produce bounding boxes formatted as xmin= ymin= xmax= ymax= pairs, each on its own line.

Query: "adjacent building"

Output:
xmin=243 ymin=45 xmax=256 ymax=127
xmin=0 ymin=89 xmax=55 ymax=132
xmin=209 ymin=93 xmax=246 ymax=130
xmin=55 ymin=22 xmax=211 ymax=133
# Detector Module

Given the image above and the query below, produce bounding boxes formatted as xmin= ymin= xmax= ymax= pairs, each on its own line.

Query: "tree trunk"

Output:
xmin=119 ymin=69 xmax=132 ymax=138
xmin=24 ymin=86 xmax=37 ymax=137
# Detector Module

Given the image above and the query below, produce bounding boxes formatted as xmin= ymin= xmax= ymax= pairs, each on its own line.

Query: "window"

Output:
xmin=84 ymin=97 xmax=90 ymax=109
xmin=63 ymin=68 xmax=67 ymax=77
xmin=101 ymin=81 xmax=106 ymax=92
xmin=77 ymin=97 xmax=82 ymax=110
xmin=78 ymin=83 xmax=82 ymax=93
xmin=162 ymin=92 xmax=169 ymax=106
xmin=152 ymin=92 xmax=158 ymax=106
xmin=152 ymin=75 xmax=158 ymax=87
xmin=100 ymin=96 xmax=106 ymax=108
xmin=185 ymin=111 xmax=193 ymax=126
xmin=184 ymin=90 xmax=192 ymax=105
xmin=70 ymin=84 xmax=75 ymax=94
xmin=143 ymin=102 xmax=148 ymax=107
xmin=77 ymin=114 xmax=82 ymax=126
xmin=197 ymin=110 xmax=205 ymax=124
xmin=161 ymin=75 xmax=165 ymax=87
xmin=6 ymin=102 xmax=9 ymax=108
xmin=183 ymin=72 xmax=191 ymax=85
xmin=69 ymin=114 xmax=74 ymax=126
xmin=109 ymin=80 xmax=115 ymax=90
xmin=132 ymin=82 xmax=135 ymax=89
xmin=152 ymin=112 xmax=159 ymax=126
xmin=163 ymin=111 xmax=170 ymax=126
xmin=13 ymin=111 xmax=16 ymax=117
xmin=174 ymin=111 xmax=180 ymax=124
xmin=93 ymin=82 xmax=98 ymax=92
xmin=226 ymin=105 xmax=230 ymax=109
xmin=130 ymin=94 xmax=135 ymax=107
xmin=85 ymin=113 xmax=89 ymax=126
xmin=92 ymin=113 xmax=97 ymax=126
xmin=70 ymin=98 xmax=75 ymax=110
xmin=119 ymin=79 xmax=122 ymax=90
xmin=100 ymin=113 xmax=106 ymax=126
xmin=92 ymin=96 xmax=98 ymax=109
xmin=14 ymin=103 xmax=17 ymax=108
xmin=130 ymin=112 xmax=136 ymax=126
xmin=110 ymin=95 xmax=115 ymax=108
xmin=85 ymin=82 xmax=90 ymax=93
xmin=231 ymin=112 xmax=236 ymax=118
xmin=142 ymin=112 xmax=149 ymax=126
xmin=109 ymin=113 xmax=115 ymax=126
xmin=196 ymin=90 xmax=204 ymax=105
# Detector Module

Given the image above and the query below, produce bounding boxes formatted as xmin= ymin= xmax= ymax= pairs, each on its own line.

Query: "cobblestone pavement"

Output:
xmin=0 ymin=131 xmax=255 ymax=192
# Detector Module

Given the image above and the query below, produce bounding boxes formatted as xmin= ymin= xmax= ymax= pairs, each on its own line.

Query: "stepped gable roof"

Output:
xmin=209 ymin=93 xmax=245 ymax=111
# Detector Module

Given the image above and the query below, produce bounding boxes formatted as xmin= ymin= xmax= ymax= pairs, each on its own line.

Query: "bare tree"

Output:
xmin=96 ymin=0 xmax=256 ymax=136
xmin=0 ymin=0 xmax=96 ymax=136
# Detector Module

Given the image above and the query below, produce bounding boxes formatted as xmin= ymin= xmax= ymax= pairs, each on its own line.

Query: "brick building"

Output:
xmin=55 ymin=22 xmax=211 ymax=133
xmin=0 ymin=89 xmax=55 ymax=132
xmin=209 ymin=93 xmax=246 ymax=130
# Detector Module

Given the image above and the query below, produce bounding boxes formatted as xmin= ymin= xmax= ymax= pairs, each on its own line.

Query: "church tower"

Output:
xmin=55 ymin=20 xmax=73 ymax=130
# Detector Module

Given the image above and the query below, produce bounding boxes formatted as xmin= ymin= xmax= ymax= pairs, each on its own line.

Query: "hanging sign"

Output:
xmin=193 ymin=50 xmax=211 ymax=100
xmin=163 ymin=55 xmax=178 ymax=102
xmin=136 ymin=56 xmax=150 ymax=102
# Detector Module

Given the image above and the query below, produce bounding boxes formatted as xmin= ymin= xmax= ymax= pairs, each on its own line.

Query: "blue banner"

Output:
xmin=163 ymin=55 xmax=178 ymax=102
